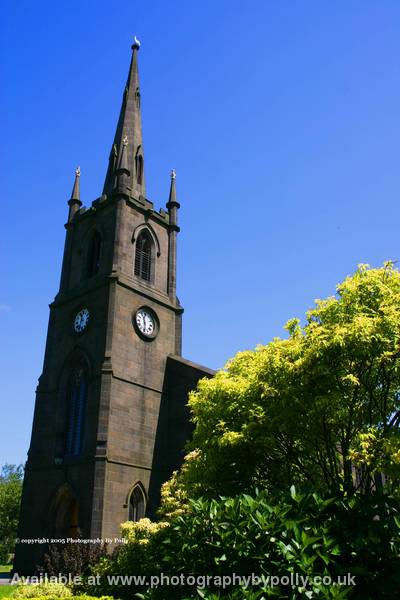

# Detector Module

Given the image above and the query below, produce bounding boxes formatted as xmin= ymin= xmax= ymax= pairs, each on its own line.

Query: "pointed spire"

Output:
xmin=166 ymin=170 xmax=180 ymax=300
xmin=71 ymin=166 xmax=80 ymax=200
xmin=103 ymin=37 xmax=145 ymax=198
xmin=167 ymin=169 xmax=180 ymax=227
xmin=68 ymin=166 xmax=82 ymax=222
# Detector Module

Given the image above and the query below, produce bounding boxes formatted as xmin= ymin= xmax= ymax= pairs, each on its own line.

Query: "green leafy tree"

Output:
xmin=81 ymin=263 xmax=400 ymax=599
xmin=0 ymin=463 xmax=24 ymax=563
xmin=165 ymin=263 xmax=400 ymax=504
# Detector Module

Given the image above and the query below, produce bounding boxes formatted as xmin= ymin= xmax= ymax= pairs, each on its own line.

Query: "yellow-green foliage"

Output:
xmin=163 ymin=263 xmax=400 ymax=505
xmin=0 ymin=588 xmax=15 ymax=600
xmin=13 ymin=596 xmax=109 ymax=600
xmin=159 ymin=453 xmax=200 ymax=518
xmin=12 ymin=584 xmax=72 ymax=598
xmin=12 ymin=586 xmax=110 ymax=600
xmin=87 ymin=519 xmax=170 ymax=594
xmin=120 ymin=517 xmax=169 ymax=544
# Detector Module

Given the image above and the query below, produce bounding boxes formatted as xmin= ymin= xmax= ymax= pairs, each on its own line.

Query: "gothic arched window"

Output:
xmin=86 ymin=231 xmax=102 ymax=278
xmin=128 ymin=484 xmax=146 ymax=521
xmin=65 ymin=362 xmax=87 ymax=457
xmin=135 ymin=149 xmax=143 ymax=185
xmin=134 ymin=230 xmax=152 ymax=282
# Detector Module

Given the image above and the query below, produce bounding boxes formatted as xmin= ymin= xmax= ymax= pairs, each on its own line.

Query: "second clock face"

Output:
xmin=135 ymin=309 xmax=156 ymax=337
xmin=74 ymin=308 xmax=90 ymax=333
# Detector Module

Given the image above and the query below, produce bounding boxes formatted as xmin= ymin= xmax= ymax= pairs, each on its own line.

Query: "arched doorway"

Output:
xmin=51 ymin=484 xmax=80 ymax=538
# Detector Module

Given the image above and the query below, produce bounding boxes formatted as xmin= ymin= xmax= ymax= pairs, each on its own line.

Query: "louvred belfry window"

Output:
xmin=65 ymin=363 xmax=87 ymax=457
xmin=87 ymin=232 xmax=102 ymax=278
xmin=134 ymin=231 xmax=152 ymax=282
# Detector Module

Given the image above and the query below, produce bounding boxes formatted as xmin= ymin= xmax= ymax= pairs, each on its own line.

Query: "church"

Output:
xmin=14 ymin=38 xmax=214 ymax=574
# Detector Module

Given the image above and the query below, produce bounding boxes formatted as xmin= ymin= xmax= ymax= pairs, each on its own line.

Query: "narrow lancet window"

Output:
xmin=134 ymin=230 xmax=152 ymax=282
xmin=128 ymin=485 xmax=146 ymax=521
xmin=65 ymin=363 xmax=87 ymax=456
xmin=135 ymin=87 xmax=141 ymax=109
xmin=87 ymin=232 xmax=102 ymax=278
xmin=135 ymin=151 xmax=143 ymax=185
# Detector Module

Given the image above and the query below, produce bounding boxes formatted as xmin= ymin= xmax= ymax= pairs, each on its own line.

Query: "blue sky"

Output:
xmin=1 ymin=0 xmax=400 ymax=465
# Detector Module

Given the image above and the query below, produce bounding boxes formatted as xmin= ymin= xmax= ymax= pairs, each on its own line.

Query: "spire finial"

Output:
xmin=76 ymin=166 xmax=81 ymax=177
xmin=171 ymin=169 xmax=176 ymax=180
xmin=132 ymin=35 xmax=141 ymax=49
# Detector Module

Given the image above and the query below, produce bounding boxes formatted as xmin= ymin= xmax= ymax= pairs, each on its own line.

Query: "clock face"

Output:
xmin=135 ymin=309 xmax=155 ymax=337
xmin=74 ymin=308 xmax=90 ymax=333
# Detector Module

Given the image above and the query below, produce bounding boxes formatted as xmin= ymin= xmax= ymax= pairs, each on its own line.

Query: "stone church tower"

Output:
xmin=14 ymin=39 xmax=213 ymax=574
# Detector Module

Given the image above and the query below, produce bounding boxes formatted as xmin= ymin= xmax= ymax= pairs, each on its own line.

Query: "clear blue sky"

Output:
xmin=1 ymin=0 xmax=399 ymax=465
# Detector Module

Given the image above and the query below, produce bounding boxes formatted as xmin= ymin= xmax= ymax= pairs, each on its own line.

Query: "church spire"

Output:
xmin=167 ymin=169 xmax=180 ymax=299
xmin=103 ymin=37 xmax=145 ymax=198
xmin=167 ymin=169 xmax=177 ymax=207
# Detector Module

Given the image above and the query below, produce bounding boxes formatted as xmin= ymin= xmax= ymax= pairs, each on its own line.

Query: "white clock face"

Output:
xmin=136 ymin=309 xmax=155 ymax=337
xmin=74 ymin=308 xmax=90 ymax=333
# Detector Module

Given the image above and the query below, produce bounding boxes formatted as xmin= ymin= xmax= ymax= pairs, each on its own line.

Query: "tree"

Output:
xmin=80 ymin=264 xmax=400 ymax=600
xmin=0 ymin=463 xmax=24 ymax=563
xmin=165 ymin=263 xmax=400 ymax=504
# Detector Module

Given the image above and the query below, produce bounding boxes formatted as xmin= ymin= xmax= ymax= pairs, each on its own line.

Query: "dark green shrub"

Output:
xmin=38 ymin=542 xmax=108 ymax=579
xmin=85 ymin=489 xmax=399 ymax=600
